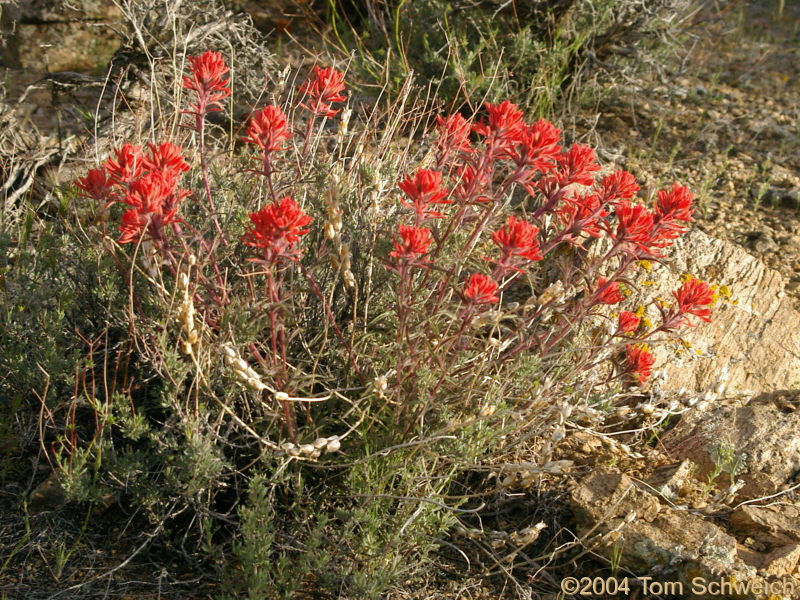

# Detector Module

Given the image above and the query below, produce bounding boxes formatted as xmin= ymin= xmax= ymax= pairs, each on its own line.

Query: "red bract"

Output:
xmin=390 ymin=225 xmax=432 ymax=261
xmin=513 ymin=119 xmax=562 ymax=172
xmin=464 ymin=273 xmax=499 ymax=305
xmin=651 ymin=183 xmax=694 ymax=247
xmin=435 ymin=113 xmax=472 ymax=158
xmin=492 ymin=215 xmax=542 ymax=263
xmin=242 ymin=105 xmax=292 ymax=156
xmin=182 ymin=50 xmax=231 ymax=117
xmin=617 ymin=311 xmax=640 ymax=333
xmin=76 ymin=167 xmax=113 ymax=202
xmin=453 ymin=164 xmax=489 ymax=204
xmin=143 ymin=142 xmax=189 ymax=187
xmin=600 ymin=170 xmax=639 ymax=203
xmin=559 ymin=192 xmax=607 ymax=239
xmin=399 ymin=168 xmax=452 ymax=220
xmin=298 ymin=66 xmax=346 ymax=118
xmin=595 ymin=277 xmax=625 ymax=305
xmin=625 ymin=344 xmax=655 ymax=384
xmin=242 ymin=197 xmax=312 ymax=263
xmin=117 ymin=173 xmax=180 ymax=244
xmin=613 ymin=200 xmax=655 ymax=255
xmin=557 ymin=144 xmax=600 ymax=187
xmin=673 ymin=277 xmax=713 ymax=323
xmin=105 ymin=143 xmax=143 ymax=189
xmin=472 ymin=100 xmax=526 ymax=156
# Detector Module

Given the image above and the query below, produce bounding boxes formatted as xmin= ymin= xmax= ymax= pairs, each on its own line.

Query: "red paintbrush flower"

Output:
xmin=453 ymin=164 xmax=490 ymax=204
xmin=625 ymin=344 xmax=655 ymax=384
xmin=76 ymin=167 xmax=113 ymax=202
xmin=595 ymin=277 xmax=625 ymax=305
xmin=242 ymin=105 xmax=292 ymax=156
xmin=673 ymin=277 xmax=713 ymax=323
xmin=464 ymin=273 xmax=499 ymax=305
xmin=557 ymin=144 xmax=601 ymax=187
xmin=492 ymin=215 xmax=542 ymax=263
xmin=143 ymin=142 xmax=189 ymax=187
xmin=182 ymin=50 xmax=231 ymax=118
xmin=472 ymin=100 xmax=526 ymax=157
xmin=512 ymin=118 xmax=562 ymax=172
xmin=617 ymin=311 xmax=641 ymax=333
xmin=599 ymin=170 xmax=639 ymax=203
xmin=242 ymin=197 xmax=312 ymax=263
xmin=104 ymin=143 xmax=143 ymax=189
xmin=298 ymin=66 xmax=347 ymax=118
xmin=116 ymin=172 xmax=180 ymax=244
xmin=613 ymin=200 xmax=656 ymax=255
xmin=390 ymin=225 xmax=432 ymax=261
xmin=558 ymin=191 xmax=608 ymax=239
xmin=399 ymin=168 xmax=452 ymax=220
xmin=651 ymin=183 xmax=694 ymax=248
xmin=435 ymin=113 xmax=472 ymax=159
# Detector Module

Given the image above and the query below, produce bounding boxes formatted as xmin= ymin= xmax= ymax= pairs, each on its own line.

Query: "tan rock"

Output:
xmin=637 ymin=229 xmax=800 ymax=395
xmin=760 ymin=544 xmax=800 ymax=578
xmin=571 ymin=468 xmax=660 ymax=523
xmin=730 ymin=505 xmax=800 ymax=546
xmin=661 ymin=394 xmax=800 ymax=498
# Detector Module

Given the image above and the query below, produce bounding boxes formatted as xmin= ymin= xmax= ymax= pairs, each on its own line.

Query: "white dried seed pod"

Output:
xmin=286 ymin=446 xmax=301 ymax=457
xmin=325 ymin=438 xmax=341 ymax=453
xmin=247 ymin=378 xmax=266 ymax=391
xmin=234 ymin=369 xmax=250 ymax=382
xmin=310 ymin=448 xmax=322 ymax=459
xmin=275 ymin=391 xmax=289 ymax=403
xmin=300 ymin=444 xmax=315 ymax=456
xmin=186 ymin=329 xmax=198 ymax=344
xmin=479 ymin=404 xmax=496 ymax=417
xmin=343 ymin=270 xmax=355 ymax=289
xmin=189 ymin=254 xmax=196 ymax=266
xmin=324 ymin=222 xmax=336 ymax=240
xmin=313 ymin=437 xmax=328 ymax=449
xmin=181 ymin=341 xmax=193 ymax=355
xmin=222 ymin=345 xmax=236 ymax=358
xmin=234 ymin=357 xmax=249 ymax=372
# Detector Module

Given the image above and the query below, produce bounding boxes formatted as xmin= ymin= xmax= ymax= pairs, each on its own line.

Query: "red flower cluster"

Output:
xmin=651 ymin=183 xmax=695 ymax=247
xmin=243 ymin=105 xmax=292 ymax=158
xmin=512 ymin=119 xmax=562 ymax=173
xmin=558 ymin=191 xmax=608 ymax=240
xmin=435 ymin=113 xmax=472 ymax=159
xmin=390 ymin=225 xmax=432 ymax=262
xmin=182 ymin=50 xmax=231 ymax=126
xmin=298 ymin=66 xmax=347 ymax=118
xmin=617 ymin=311 xmax=640 ymax=333
xmin=472 ymin=100 xmax=526 ymax=157
xmin=492 ymin=215 xmax=542 ymax=264
xmin=464 ymin=273 xmax=499 ymax=305
xmin=399 ymin=168 xmax=452 ymax=221
xmin=242 ymin=197 xmax=312 ymax=264
xmin=595 ymin=277 xmax=625 ymax=305
xmin=625 ymin=344 xmax=655 ymax=384
xmin=599 ymin=170 xmax=640 ymax=203
xmin=76 ymin=141 xmax=190 ymax=244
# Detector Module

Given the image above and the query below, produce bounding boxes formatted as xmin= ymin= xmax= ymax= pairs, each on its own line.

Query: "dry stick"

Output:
xmin=299 ymin=263 xmax=365 ymax=384
xmin=197 ymin=111 xmax=227 ymax=244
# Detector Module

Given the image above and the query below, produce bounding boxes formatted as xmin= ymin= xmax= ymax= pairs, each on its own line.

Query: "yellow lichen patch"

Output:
xmin=637 ymin=259 xmax=652 ymax=271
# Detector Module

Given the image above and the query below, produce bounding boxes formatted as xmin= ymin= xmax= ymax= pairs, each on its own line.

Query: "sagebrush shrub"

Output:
xmin=61 ymin=50 xmax=715 ymax=596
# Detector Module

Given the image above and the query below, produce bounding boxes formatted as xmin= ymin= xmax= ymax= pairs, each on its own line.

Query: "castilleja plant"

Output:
xmin=76 ymin=50 xmax=713 ymax=450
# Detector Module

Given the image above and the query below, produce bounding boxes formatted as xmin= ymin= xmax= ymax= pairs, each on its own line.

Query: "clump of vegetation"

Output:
xmin=27 ymin=42 xmax=715 ymax=597
xmin=316 ymin=0 xmax=692 ymax=115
